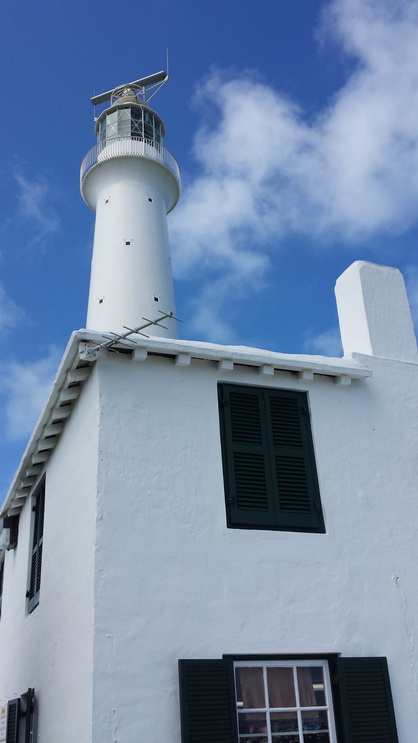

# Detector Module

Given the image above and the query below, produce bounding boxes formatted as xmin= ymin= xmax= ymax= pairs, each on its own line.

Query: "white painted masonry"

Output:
xmin=1 ymin=262 xmax=418 ymax=742
xmin=0 ymin=366 xmax=99 ymax=742
xmin=336 ymin=260 xmax=418 ymax=361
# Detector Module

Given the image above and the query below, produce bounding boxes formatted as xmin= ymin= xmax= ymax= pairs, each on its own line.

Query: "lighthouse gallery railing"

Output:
xmin=80 ymin=136 xmax=180 ymax=187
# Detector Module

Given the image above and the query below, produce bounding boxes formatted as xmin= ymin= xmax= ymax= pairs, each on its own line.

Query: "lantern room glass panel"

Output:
xmin=97 ymin=106 xmax=164 ymax=145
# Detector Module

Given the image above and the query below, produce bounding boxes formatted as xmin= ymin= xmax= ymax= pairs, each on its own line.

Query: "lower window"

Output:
xmin=6 ymin=689 xmax=35 ymax=743
xmin=179 ymin=656 xmax=399 ymax=743
xmin=235 ymin=661 xmax=336 ymax=743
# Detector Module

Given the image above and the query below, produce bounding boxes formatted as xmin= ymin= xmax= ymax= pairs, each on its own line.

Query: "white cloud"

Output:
xmin=14 ymin=169 xmax=59 ymax=244
xmin=171 ymin=0 xmax=418 ymax=340
xmin=304 ymin=328 xmax=343 ymax=357
xmin=0 ymin=347 xmax=61 ymax=441
xmin=0 ymin=285 xmax=25 ymax=336
xmin=186 ymin=276 xmax=247 ymax=345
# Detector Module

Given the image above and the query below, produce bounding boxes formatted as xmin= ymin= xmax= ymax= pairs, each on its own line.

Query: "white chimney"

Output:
xmin=335 ymin=261 xmax=418 ymax=362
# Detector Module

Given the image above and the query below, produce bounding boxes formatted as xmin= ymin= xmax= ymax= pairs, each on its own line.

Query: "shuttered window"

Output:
xmin=179 ymin=657 xmax=399 ymax=743
xmin=6 ymin=690 xmax=35 ymax=743
xmin=6 ymin=698 xmax=19 ymax=743
xmin=218 ymin=385 xmax=325 ymax=532
xmin=27 ymin=481 xmax=45 ymax=613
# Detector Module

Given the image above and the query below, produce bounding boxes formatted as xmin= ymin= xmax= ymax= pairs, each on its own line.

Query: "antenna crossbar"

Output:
xmin=89 ymin=311 xmax=182 ymax=351
xmin=91 ymin=70 xmax=168 ymax=107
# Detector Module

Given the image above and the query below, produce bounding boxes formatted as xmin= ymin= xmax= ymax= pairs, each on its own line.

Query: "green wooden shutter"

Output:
xmin=21 ymin=688 xmax=35 ymax=743
xmin=337 ymin=657 xmax=399 ymax=743
xmin=219 ymin=384 xmax=324 ymax=532
xmin=266 ymin=389 xmax=325 ymax=532
xmin=179 ymin=659 xmax=238 ymax=743
xmin=219 ymin=385 xmax=277 ymax=528
xmin=6 ymin=698 xmax=19 ymax=743
xmin=27 ymin=481 xmax=45 ymax=612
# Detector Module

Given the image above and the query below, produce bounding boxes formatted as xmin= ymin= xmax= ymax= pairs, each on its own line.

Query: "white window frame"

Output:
xmin=233 ymin=659 xmax=338 ymax=743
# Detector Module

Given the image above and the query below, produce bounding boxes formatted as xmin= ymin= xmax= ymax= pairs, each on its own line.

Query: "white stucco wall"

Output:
xmin=0 ymin=367 xmax=100 ymax=742
xmin=1 ymin=261 xmax=417 ymax=743
xmin=91 ymin=349 xmax=418 ymax=743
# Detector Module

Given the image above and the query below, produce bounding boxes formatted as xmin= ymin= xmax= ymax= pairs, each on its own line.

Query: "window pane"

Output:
xmin=155 ymin=120 xmax=161 ymax=141
xmin=118 ymin=119 xmax=130 ymax=136
xmin=297 ymin=667 xmax=326 ymax=707
xmin=302 ymin=710 xmax=329 ymax=732
xmin=238 ymin=713 xmax=267 ymax=734
xmin=106 ymin=122 xmax=118 ymax=138
xmin=267 ymin=667 xmax=296 ymax=707
xmin=132 ymin=120 xmax=143 ymax=136
xmin=271 ymin=736 xmax=300 ymax=743
xmin=131 ymin=107 xmax=142 ymax=121
xmin=270 ymin=711 xmax=298 ymax=732
xmin=144 ymin=124 xmax=153 ymax=139
xmin=303 ymin=734 xmax=330 ymax=743
xmin=236 ymin=667 xmax=265 ymax=709
xmin=118 ymin=108 xmax=130 ymax=120
xmin=240 ymin=738 xmax=268 ymax=743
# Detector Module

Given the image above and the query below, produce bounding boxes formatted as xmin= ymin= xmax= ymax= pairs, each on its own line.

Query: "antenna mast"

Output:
xmin=91 ymin=70 xmax=168 ymax=108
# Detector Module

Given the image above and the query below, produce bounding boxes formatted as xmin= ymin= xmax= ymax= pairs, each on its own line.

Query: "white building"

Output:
xmin=0 ymin=74 xmax=416 ymax=743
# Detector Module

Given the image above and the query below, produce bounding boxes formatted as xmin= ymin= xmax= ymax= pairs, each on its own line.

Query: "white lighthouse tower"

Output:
xmin=80 ymin=71 xmax=180 ymax=337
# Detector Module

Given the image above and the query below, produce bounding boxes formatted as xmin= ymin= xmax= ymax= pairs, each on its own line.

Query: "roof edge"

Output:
xmin=1 ymin=329 xmax=372 ymax=517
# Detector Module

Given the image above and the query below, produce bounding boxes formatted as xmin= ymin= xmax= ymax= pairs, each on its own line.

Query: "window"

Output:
xmin=218 ymin=385 xmax=325 ymax=532
xmin=98 ymin=106 xmax=164 ymax=145
xmin=234 ymin=661 xmax=337 ymax=742
xmin=6 ymin=698 xmax=19 ymax=743
xmin=178 ymin=657 xmax=399 ymax=743
xmin=26 ymin=481 xmax=45 ymax=613
xmin=6 ymin=689 xmax=35 ymax=743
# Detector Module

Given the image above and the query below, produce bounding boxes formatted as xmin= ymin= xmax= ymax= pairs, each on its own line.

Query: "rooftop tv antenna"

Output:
xmin=91 ymin=70 xmax=168 ymax=111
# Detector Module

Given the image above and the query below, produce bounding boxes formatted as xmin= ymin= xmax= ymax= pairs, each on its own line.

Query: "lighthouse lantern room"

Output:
xmin=80 ymin=71 xmax=180 ymax=338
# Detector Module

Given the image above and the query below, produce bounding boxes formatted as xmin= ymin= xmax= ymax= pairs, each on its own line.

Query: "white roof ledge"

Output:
xmin=1 ymin=329 xmax=371 ymax=517
xmin=79 ymin=330 xmax=371 ymax=379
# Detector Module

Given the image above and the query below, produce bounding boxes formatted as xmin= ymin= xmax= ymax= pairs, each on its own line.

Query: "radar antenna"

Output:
xmin=91 ymin=70 xmax=168 ymax=109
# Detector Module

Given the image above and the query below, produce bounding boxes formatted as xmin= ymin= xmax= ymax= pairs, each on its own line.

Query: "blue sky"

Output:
xmin=1 ymin=0 xmax=418 ymax=499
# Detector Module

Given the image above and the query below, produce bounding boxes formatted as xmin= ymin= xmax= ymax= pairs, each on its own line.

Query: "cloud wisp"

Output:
xmin=14 ymin=169 xmax=60 ymax=245
xmin=0 ymin=347 xmax=61 ymax=441
xmin=170 ymin=0 xmax=418 ymax=342
xmin=304 ymin=328 xmax=343 ymax=357
xmin=0 ymin=285 xmax=25 ymax=337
